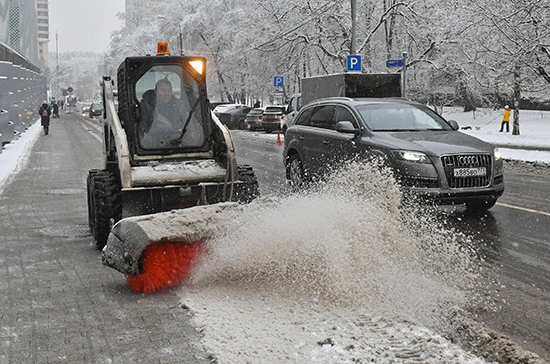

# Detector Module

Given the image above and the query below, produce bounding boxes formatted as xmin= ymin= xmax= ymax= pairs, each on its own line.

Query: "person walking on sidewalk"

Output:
xmin=499 ymin=105 xmax=510 ymax=132
xmin=39 ymin=101 xmax=51 ymax=135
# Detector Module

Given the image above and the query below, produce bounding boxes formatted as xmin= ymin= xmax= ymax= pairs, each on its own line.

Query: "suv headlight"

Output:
xmin=494 ymin=148 xmax=502 ymax=161
xmin=391 ymin=150 xmax=430 ymax=163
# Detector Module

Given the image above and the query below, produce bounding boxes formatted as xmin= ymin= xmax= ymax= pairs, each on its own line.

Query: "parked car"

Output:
xmin=213 ymin=103 xmax=243 ymax=115
xmin=81 ymin=102 xmax=92 ymax=114
xmin=244 ymin=108 xmax=264 ymax=131
xmin=210 ymin=101 xmax=232 ymax=111
xmin=283 ymin=98 xmax=504 ymax=211
xmin=262 ymin=105 xmax=285 ymax=133
xmin=89 ymin=102 xmax=104 ymax=118
xmin=216 ymin=105 xmax=252 ymax=129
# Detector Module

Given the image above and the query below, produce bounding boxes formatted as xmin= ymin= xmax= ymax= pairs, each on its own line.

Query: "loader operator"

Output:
xmin=139 ymin=77 xmax=204 ymax=149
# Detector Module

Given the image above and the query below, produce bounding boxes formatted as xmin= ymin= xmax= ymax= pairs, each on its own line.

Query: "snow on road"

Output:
xmin=179 ymin=164 xmax=495 ymax=363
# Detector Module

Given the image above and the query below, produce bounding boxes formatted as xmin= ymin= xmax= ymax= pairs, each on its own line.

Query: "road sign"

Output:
xmin=386 ymin=59 xmax=404 ymax=68
xmin=274 ymin=77 xmax=284 ymax=87
xmin=67 ymin=87 xmax=73 ymax=93
xmin=347 ymin=55 xmax=361 ymax=72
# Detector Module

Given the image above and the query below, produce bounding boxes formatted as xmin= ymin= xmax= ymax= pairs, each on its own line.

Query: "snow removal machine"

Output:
xmin=87 ymin=42 xmax=259 ymax=293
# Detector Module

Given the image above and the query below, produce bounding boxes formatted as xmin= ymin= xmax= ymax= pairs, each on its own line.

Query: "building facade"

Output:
xmin=0 ymin=0 xmax=48 ymax=67
xmin=36 ymin=0 xmax=49 ymax=64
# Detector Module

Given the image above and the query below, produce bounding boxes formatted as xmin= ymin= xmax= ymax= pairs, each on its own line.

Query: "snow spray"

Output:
xmin=180 ymin=161 xmax=487 ymax=363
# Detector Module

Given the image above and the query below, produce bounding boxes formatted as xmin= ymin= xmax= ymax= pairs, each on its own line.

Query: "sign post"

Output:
xmin=273 ymin=77 xmax=284 ymax=104
xmin=385 ymin=54 xmax=408 ymax=98
xmin=402 ymin=52 xmax=407 ymax=98
xmin=347 ymin=55 xmax=362 ymax=72
xmin=385 ymin=59 xmax=404 ymax=68
xmin=273 ymin=77 xmax=284 ymax=87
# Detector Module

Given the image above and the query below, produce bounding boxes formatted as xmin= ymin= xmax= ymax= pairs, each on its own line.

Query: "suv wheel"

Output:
xmin=88 ymin=170 xmax=122 ymax=250
xmin=286 ymin=154 xmax=305 ymax=187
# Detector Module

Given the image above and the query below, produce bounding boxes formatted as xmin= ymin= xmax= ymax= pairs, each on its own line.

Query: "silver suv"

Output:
xmin=283 ymin=98 xmax=504 ymax=211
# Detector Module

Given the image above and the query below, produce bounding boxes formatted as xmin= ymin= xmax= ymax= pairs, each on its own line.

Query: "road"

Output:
xmin=231 ymin=129 xmax=550 ymax=362
xmin=1 ymin=115 xmax=548 ymax=362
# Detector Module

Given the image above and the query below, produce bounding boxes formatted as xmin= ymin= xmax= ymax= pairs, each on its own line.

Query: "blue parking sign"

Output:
xmin=274 ymin=76 xmax=284 ymax=87
xmin=347 ymin=55 xmax=361 ymax=72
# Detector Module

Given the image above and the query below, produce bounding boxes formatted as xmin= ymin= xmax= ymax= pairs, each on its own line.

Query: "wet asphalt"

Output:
xmin=0 ymin=112 xmax=211 ymax=363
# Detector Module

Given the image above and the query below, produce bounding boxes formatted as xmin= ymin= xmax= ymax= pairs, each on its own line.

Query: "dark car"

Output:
xmin=283 ymin=98 xmax=504 ymax=211
xmin=262 ymin=105 xmax=285 ymax=133
xmin=216 ymin=105 xmax=252 ymax=129
xmin=210 ymin=101 xmax=232 ymax=111
xmin=244 ymin=108 xmax=264 ymax=131
xmin=89 ymin=102 xmax=104 ymax=118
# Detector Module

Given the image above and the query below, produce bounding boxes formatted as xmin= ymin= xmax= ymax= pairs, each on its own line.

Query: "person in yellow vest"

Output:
xmin=499 ymin=105 xmax=511 ymax=132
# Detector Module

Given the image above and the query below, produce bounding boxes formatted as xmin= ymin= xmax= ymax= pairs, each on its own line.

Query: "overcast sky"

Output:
xmin=48 ymin=0 xmax=126 ymax=54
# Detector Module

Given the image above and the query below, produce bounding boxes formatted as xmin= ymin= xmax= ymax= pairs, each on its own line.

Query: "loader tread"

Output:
xmin=89 ymin=170 xmax=121 ymax=250
xmin=86 ymin=169 xmax=102 ymax=231
xmin=234 ymin=164 xmax=260 ymax=203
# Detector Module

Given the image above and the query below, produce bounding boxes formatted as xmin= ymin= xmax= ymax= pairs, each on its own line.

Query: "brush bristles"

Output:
xmin=126 ymin=240 xmax=203 ymax=294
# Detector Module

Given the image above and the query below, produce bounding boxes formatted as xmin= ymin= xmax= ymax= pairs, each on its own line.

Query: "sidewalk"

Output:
xmin=443 ymin=107 xmax=550 ymax=162
xmin=0 ymin=113 xmax=210 ymax=363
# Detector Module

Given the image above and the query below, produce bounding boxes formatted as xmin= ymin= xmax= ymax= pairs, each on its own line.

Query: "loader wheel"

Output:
xmin=234 ymin=164 xmax=260 ymax=203
xmin=87 ymin=169 xmax=101 ymax=231
xmin=90 ymin=170 xmax=121 ymax=250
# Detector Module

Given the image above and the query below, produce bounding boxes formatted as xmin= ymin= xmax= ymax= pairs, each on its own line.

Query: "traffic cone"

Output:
xmin=276 ymin=133 xmax=282 ymax=145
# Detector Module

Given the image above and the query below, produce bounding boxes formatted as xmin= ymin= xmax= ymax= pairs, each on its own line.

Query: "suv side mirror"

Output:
xmin=336 ymin=121 xmax=358 ymax=134
xmin=448 ymin=119 xmax=459 ymax=130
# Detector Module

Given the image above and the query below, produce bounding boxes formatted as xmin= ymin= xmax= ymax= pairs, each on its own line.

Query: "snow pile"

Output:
xmin=179 ymin=162 xmax=489 ymax=363
xmin=444 ymin=108 xmax=550 ymax=163
xmin=0 ymin=120 xmax=42 ymax=193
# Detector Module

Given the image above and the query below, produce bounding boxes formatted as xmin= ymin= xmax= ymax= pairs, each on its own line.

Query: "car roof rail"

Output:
xmin=309 ymin=97 xmax=355 ymax=105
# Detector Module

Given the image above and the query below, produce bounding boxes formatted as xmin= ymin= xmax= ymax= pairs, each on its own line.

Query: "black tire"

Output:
xmin=238 ymin=119 xmax=246 ymax=130
xmin=86 ymin=169 xmax=102 ymax=231
xmin=90 ymin=170 xmax=121 ymax=250
xmin=286 ymin=154 xmax=306 ymax=188
xmin=465 ymin=198 xmax=497 ymax=213
xmin=233 ymin=164 xmax=260 ymax=203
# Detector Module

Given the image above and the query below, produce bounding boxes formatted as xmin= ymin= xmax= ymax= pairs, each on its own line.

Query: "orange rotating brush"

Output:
xmin=126 ymin=239 xmax=204 ymax=294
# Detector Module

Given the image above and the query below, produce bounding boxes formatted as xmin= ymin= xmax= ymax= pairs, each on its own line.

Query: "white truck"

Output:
xmin=282 ymin=73 xmax=402 ymax=134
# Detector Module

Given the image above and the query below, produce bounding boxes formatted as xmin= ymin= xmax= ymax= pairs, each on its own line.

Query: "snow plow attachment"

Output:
xmin=102 ymin=202 xmax=238 ymax=293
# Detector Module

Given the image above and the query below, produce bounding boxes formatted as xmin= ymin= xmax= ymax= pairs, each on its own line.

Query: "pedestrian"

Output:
xmin=52 ymin=102 xmax=59 ymax=118
xmin=254 ymin=100 xmax=260 ymax=108
xmin=499 ymin=105 xmax=510 ymax=132
xmin=39 ymin=100 xmax=51 ymax=135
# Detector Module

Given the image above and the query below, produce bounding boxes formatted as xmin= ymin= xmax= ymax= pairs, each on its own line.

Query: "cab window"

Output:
xmin=135 ymin=65 xmax=205 ymax=149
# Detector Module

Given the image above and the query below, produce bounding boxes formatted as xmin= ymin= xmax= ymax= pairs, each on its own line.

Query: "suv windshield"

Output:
xmin=135 ymin=65 xmax=205 ymax=149
xmin=356 ymin=104 xmax=453 ymax=132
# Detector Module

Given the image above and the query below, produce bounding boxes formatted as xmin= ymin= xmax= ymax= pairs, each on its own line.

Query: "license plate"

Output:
xmin=453 ymin=167 xmax=486 ymax=177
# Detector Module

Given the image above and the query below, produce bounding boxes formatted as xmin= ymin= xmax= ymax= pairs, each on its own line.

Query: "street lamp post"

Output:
xmin=350 ymin=0 xmax=357 ymax=55
xmin=402 ymin=51 xmax=407 ymax=98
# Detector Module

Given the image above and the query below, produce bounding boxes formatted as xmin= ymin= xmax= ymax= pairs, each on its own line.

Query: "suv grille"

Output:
xmin=441 ymin=154 xmax=492 ymax=188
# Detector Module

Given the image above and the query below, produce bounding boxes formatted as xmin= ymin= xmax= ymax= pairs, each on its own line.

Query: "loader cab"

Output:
xmin=117 ymin=55 xmax=212 ymax=162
